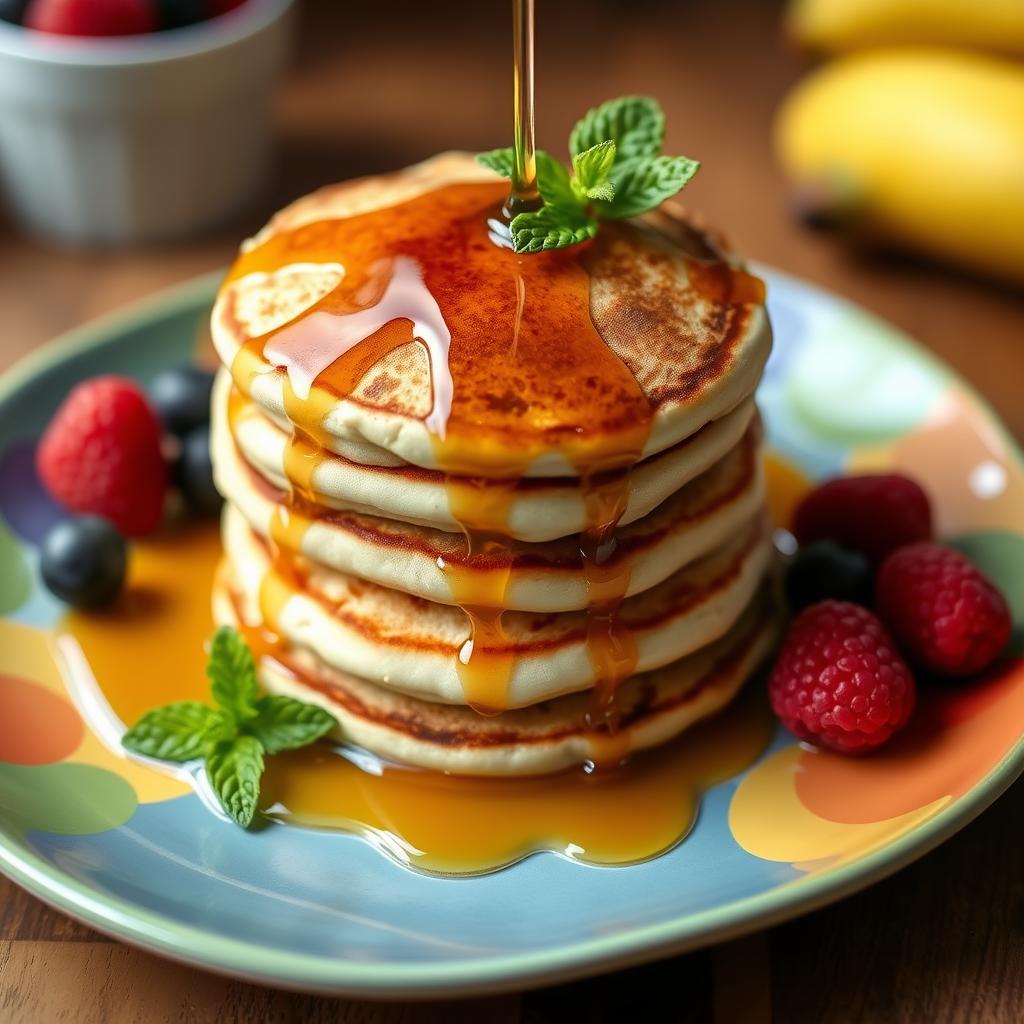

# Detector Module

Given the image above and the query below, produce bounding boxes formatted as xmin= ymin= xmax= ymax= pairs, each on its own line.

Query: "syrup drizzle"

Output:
xmin=265 ymin=256 xmax=454 ymax=437
xmin=443 ymin=479 xmax=522 ymax=716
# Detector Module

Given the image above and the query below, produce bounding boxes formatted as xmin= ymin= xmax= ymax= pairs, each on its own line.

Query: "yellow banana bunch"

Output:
xmin=775 ymin=49 xmax=1024 ymax=286
xmin=788 ymin=0 xmax=1024 ymax=58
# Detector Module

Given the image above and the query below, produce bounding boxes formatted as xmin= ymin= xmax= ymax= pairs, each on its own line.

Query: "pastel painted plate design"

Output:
xmin=0 ymin=269 xmax=1022 ymax=995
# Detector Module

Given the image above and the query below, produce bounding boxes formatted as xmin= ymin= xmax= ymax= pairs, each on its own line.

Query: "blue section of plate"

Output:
xmin=0 ymin=269 xmax=1021 ymax=996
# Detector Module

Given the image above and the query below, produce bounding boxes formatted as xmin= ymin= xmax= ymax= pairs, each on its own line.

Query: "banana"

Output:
xmin=775 ymin=49 xmax=1024 ymax=286
xmin=787 ymin=0 xmax=1024 ymax=58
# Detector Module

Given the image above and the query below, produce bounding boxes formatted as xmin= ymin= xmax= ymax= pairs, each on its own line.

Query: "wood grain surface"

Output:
xmin=0 ymin=1 xmax=1022 ymax=1020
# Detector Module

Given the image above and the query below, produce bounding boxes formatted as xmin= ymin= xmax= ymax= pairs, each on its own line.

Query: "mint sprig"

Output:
xmin=122 ymin=626 xmax=337 ymax=828
xmin=509 ymin=205 xmax=599 ymax=254
xmin=477 ymin=95 xmax=699 ymax=254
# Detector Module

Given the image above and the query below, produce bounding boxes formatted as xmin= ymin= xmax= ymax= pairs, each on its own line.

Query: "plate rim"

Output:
xmin=1 ymin=267 xmax=1022 ymax=997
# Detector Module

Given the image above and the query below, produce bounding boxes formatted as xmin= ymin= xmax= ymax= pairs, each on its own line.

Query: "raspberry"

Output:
xmin=768 ymin=600 xmax=916 ymax=754
xmin=876 ymin=542 xmax=1012 ymax=677
xmin=25 ymin=0 xmax=158 ymax=36
xmin=793 ymin=473 xmax=932 ymax=563
xmin=37 ymin=376 xmax=167 ymax=537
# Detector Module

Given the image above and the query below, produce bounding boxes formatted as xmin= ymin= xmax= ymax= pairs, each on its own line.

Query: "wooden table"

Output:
xmin=1 ymin=1 xmax=1022 ymax=1020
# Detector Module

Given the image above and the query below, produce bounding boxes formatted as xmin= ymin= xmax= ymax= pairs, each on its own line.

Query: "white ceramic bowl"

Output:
xmin=0 ymin=0 xmax=293 ymax=245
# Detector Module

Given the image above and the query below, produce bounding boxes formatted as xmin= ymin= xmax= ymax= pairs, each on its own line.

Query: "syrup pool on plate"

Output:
xmin=59 ymin=518 xmax=779 ymax=876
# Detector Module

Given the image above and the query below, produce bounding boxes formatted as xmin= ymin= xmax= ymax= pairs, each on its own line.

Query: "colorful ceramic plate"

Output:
xmin=0 ymin=269 xmax=1022 ymax=996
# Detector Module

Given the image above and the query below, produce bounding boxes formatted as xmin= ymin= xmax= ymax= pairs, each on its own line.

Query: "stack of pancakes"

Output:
xmin=209 ymin=154 xmax=778 ymax=777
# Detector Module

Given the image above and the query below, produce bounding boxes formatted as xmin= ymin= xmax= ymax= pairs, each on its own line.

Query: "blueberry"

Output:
xmin=151 ymin=366 xmax=215 ymax=438
xmin=155 ymin=0 xmax=209 ymax=30
xmin=0 ymin=1 xmax=28 ymax=25
xmin=176 ymin=425 xmax=223 ymax=517
xmin=40 ymin=517 xmax=127 ymax=608
xmin=784 ymin=540 xmax=874 ymax=613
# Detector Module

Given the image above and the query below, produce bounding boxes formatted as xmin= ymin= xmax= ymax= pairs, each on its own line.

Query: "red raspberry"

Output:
xmin=876 ymin=542 xmax=1012 ymax=677
xmin=768 ymin=600 xmax=916 ymax=754
xmin=37 ymin=376 xmax=167 ymax=537
xmin=793 ymin=474 xmax=932 ymax=563
xmin=25 ymin=0 xmax=157 ymax=36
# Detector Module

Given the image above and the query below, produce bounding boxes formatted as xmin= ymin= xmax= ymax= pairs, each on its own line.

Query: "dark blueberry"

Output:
xmin=150 ymin=365 xmax=215 ymax=437
xmin=40 ymin=517 xmax=127 ymax=608
xmin=0 ymin=0 xmax=28 ymax=25
xmin=176 ymin=425 xmax=223 ymax=517
xmin=155 ymin=0 xmax=209 ymax=30
xmin=784 ymin=540 xmax=874 ymax=613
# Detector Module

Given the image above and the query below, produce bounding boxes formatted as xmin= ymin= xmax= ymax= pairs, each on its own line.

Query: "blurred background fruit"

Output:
xmin=8 ymin=0 xmax=249 ymax=35
xmin=787 ymin=0 xmax=1024 ymax=58
xmin=775 ymin=49 xmax=1024 ymax=286
xmin=0 ymin=0 xmax=291 ymax=244
xmin=24 ymin=0 xmax=159 ymax=36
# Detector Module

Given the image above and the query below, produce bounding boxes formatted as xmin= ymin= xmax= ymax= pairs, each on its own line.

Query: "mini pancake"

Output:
xmin=214 ymin=397 xmax=765 ymax=612
xmin=215 ymin=369 xmax=758 ymax=543
xmin=221 ymin=503 xmax=773 ymax=709
xmin=213 ymin=575 xmax=780 ymax=777
xmin=211 ymin=152 xmax=771 ymax=478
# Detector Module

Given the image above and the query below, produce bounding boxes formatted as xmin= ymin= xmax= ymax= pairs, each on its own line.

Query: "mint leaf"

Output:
xmin=206 ymin=735 xmax=264 ymax=828
xmin=572 ymin=141 xmax=617 ymax=201
xmin=598 ymin=155 xmax=700 ymax=219
xmin=122 ymin=702 xmax=228 ymax=762
xmin=476 ymin=148 xmax=515 ymax=178
xmin=479 ymin=148 xmax=581 ymax=213
xmin=207 ymin=626 xmax=259 ymax=723
xmin=247 ymin=696 xmax=337 ymax=755
xmin=122 ymin=628 xmax=338 ymax=830
xmin=584 ymin=181 xmax=616 ymax=202
xmin=510 ymin=207 xmax=598 ymax=253
xmin=535 ymin=151 xmax=580 ymax=212
xmin=478 ymin=95 xmax=699 ymax=253
xmin=570 ymin=96 xmax=664 ymax=165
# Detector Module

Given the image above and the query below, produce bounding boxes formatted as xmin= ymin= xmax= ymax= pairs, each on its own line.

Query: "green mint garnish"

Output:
xmin=119 ymin=701 xmax=227 ymax=762
xmin=206 ymin=622 xmax=260 ymax=722
xmin=477 ymin=95 xmax=699 ymax=254
xmin=247 ymin=694 xmax=344 ymax=755
xmin=122 ymin=626 xmax=337 ymax=828
xmin=205 ymin=735 xmax=265 ymax=829
xmin=508 ymin=205 xmax=599 ymax=254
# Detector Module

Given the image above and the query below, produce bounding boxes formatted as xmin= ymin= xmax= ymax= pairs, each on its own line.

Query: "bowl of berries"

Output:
xmin=0 ymin=0 xmax=292 ymax=244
